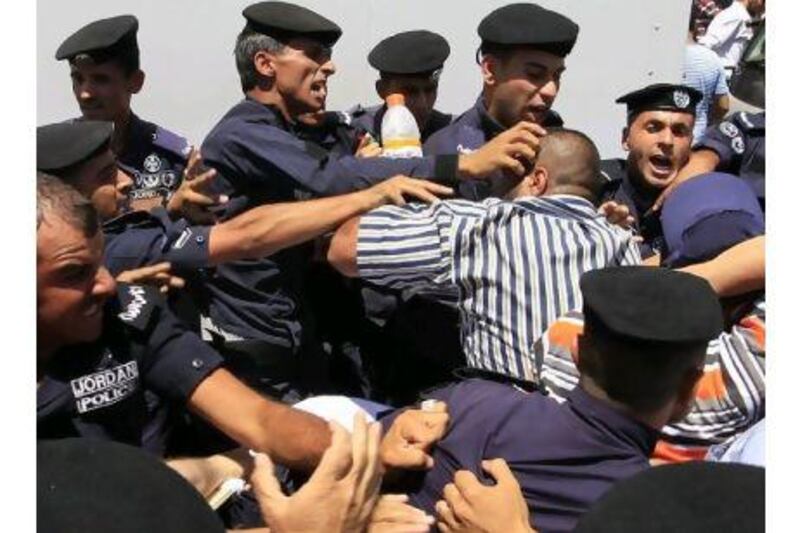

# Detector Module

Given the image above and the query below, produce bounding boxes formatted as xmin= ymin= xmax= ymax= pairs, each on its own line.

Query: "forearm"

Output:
xmin=712 ymin=95 xmax=730 ymax=123
xmin=189 ymin=369 xmax=331 ymax=472
xmin=166 ymin=448 xmax=252 ymax=498
xmin=209 ymin=189 xmax=381 ymax=264
xmin=680 ymin=236 xmax=765 ymax=297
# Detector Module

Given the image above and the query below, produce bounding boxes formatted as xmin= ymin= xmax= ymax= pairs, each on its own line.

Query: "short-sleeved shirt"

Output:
xmin=116 ymin=113 xmax=192 ymax=204
xmin=683 ymin=43 xmax=730 ymax=140
xmin=423 ymin=95 xmax=564 ymax=200
xmin=698 ymin=1 xmax=754 ymax=70
xmin=534 ymin=296 xmax=766 ymax=462
xmin=356 ymin=195 xmax=641 ymax=379
xmin=381 ymin=379 xmax=658 ymax=533
xmin=199 ymin=98 xmax=458 ymax=348
xmin=102 ymin=208 xmax=212 ymax=276
xmin=37 ymin=284 xmax=224 ymax=454
xmin=349 ymin=103 xmax=453 ymax=144
xmin=695 ymin=111 xmax=765 ymax=205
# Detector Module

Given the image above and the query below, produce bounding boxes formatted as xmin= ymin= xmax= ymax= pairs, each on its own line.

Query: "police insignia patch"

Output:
xmin=731 ymin=136 xmax=745 ymax=154
xmin=143 ymin=153 xmax=162 ymax=173
xmin=673 ymin=90 xmax=691 ymax=109
xmin=719 ymin=121 xmax=741 ymax=138
xmin=162 ymin=171 xmax=177 ymax=188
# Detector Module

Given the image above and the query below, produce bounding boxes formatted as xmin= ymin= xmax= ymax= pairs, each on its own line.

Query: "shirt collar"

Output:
xmin=567 ymin=386 xmax=660 ymax=457
xmin=513 ymin=194 xmax=599 ymax=215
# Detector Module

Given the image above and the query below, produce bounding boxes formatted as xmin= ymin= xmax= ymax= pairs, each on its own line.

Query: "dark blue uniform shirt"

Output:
xmin=37 ymin=284 xmax=223 ymax=455
xmin=199 ymin=98 xmax=457 ymax=348
xmin=383 ymin=379 xmax=658 ymax=533
xmin=600 ymin=158 xmax=664 ymax=259
xmin=423 ymin=95 xmax=563 ymax=200
xmin=116 ymin=113 xmax=192 ymax=204
xmin=695 ymin=111 xmax=765 ymax=207
xmin=293 ymin=111 xmax=362 ymax=159
xmin=102 ymin=208 xmax=212 ymax=276
xmin=349 ymin=104 xmax=453 ymax=144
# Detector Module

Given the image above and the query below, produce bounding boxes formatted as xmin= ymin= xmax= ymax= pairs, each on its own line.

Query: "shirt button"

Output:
xmin=191 ymin=358 xmax=205 ymax=369
xmin=196 ymin=235 xmax=205 ymax=244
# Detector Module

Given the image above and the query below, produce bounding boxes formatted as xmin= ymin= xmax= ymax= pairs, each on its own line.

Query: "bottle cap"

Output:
xmin=386 ymin=93 xmax=405 ymax=107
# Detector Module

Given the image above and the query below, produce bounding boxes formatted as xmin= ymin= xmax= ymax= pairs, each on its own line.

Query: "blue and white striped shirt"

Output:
xmin=683 ymin=43 xmax=730 ymax=142
xmin=357 ymin=195 xmax=642 ymax=379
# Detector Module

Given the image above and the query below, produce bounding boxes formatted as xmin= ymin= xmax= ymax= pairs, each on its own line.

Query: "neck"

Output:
xmin=579 ymin=376 xmax=670 ymax=430
xmin=246 ymin=88 xmax=293 ymax=123
xmin=111 ymin=110 xmax=133 ymax=155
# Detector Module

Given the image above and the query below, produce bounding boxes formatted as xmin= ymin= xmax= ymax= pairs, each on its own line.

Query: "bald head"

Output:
xmin=537 ymin=128 xmax=603 ymax=203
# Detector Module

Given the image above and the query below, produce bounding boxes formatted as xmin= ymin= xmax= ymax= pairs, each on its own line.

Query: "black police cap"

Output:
xmin=478 ymin=3 xmax=579 ymax=57
xmin=575 ymin=462 xmax=764 ymax=533
xmin=243 ymin=1 xmax=342 ymax=47
xmin=37 ymin=121 xmax=113 ymax=172
xmin=368 ymin=30 xmax=450 ymax=78
xmin=616 ymin=83 xmax=703 ymax=117
xmin=55 ymin=14 xmax=139 ymax=61
xmin=38 ymin=438 xmax=226 ymax=533
xmin=580 ymin=267 xmax=723 ymax=345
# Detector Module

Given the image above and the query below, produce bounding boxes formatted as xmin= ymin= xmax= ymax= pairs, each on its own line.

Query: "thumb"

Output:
xmin=250 ymin=453 xmax=287 ymax=507
xmin=481 ymin=458 xmax=516 ymax=486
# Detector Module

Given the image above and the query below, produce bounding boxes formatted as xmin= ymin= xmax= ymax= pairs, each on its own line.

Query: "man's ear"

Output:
xmin=621 ymin=126 xmax=630 ymax=152
xmin=128 ymin=69 xmax=145 ymax=94
xmin=481 ymin=55 xmax=499 ymax=87
xmin=253 ymin=50 xmax=277 ymax=79
xmin=530 ymin=167 xmax=549 ymax=196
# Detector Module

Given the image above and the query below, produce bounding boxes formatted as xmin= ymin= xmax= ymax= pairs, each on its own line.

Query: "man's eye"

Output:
xmin=62 ymin=265 xmax=91 ymax=282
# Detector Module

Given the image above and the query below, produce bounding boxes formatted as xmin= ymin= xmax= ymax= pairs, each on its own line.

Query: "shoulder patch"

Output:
xmin=719 ymin=121 xmax=742 ymax=138
xmin=116 ymin=284 xmax=160 ymax=330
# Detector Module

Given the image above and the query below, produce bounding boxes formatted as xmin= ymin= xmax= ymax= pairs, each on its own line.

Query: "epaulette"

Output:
xmin=116 ymin=283 xmax=162 ymax=331
xmin=152 ymin=125 xmax=192 ymax=161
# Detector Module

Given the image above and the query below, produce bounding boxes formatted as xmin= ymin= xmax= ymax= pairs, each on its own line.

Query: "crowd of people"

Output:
xmin=36 ymin=1 xmax=766 ymax=531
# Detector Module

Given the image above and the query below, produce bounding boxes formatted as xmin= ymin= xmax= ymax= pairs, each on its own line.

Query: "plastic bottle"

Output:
xmin=380 ymin=93 xmax=423 ymax=158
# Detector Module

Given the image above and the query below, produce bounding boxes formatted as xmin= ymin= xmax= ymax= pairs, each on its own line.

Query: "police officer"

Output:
xmin=601 ymin=83 xmax=703 ymax=258
xmin=383 ymin=266 xmax=724 ymax=532
xmin=424 ymin=3 xmax=579 ymax=200
xmin=197 ymin=1 xmax=544 ymax=401
xmin=55 ymin=14 xmax=192 ymax=211
xmin=655 ymin=111 xmax=766 ymax=211
xmin=349 ymin=30 xmax=453 ymax=145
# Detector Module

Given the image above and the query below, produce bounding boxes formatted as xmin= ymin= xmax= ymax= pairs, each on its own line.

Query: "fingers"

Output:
xmin=360 ymin=420 xmax=384 ymax=497
xmin=183 ymin=147 xmax=202 ymax=181
xmin=435 ymin=500 xmax=459 ymax=532
xmin=349 ymin=411 xmax=370 ymax=484
xmin=452 ymin=469 xmax=481 ymax=502
xmin=249 ymin=453 xmax=287 ymax=507
xmin=116 ymin=262 xmax=172 ymax=282
xmin=310 ymin=421 xmax=353 ymax=482
xmin=387 ymin=446 xmax=433 ymax=470
xmin=481 ymin=458 xmax=517 ymax=487
xmin=511 ymin=121 xmax=548 ymax=138
xmin=442 ymin=482 xmax=471 ymax=523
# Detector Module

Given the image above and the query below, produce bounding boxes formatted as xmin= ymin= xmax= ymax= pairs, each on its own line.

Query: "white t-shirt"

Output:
xmin=698 ymin=1 xmax=753 ymax=70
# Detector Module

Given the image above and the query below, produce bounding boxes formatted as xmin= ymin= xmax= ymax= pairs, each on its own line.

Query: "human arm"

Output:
xmin=208 ymin=176 xmax=452 ymax=265
xmin=712 ymin=94 xmax=730 ymax=123
xmin=115 ymin=262 xmax=186 ymax=294
xmin=679 ymin=235 xmax=764 ymax=296
xmin=166 ymin=147 xmax=227 ymax=225
xmin=166 ymin=447 xmax=253 ymax=499
xmin=436 ymin=459 xmax=535 ymax=533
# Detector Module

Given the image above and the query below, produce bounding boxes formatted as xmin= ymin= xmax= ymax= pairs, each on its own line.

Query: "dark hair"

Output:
xmin=537 ymin=128 xmax=604 ymax=205
xmin=234 ymin=27 xmax=285 ymax=92
xmin=37 ymin=172 xmax=99 ymax=238
xmin=577 ymin=318 xmax=706 ymax=413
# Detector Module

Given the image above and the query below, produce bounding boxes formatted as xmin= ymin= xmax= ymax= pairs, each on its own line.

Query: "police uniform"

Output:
xmin=293 ymin=110 xmax=362 ymax=158
xmin=197 ymin=3 xmax=463 ymax=400
xmin=381 ymin=266 xmax=724 ymax=533
xmin=423 ymin=3 xmax=578 ymax=200
xmin=694 ymin=111 xmax=765 ymax=208
xmin=37 ymin=284 xmax=223 ymax=455
xmin=55 ymin=14 xmax=191 ymax=205
xmin=602 ymin=83 xmax=704 ymax=258
xmin=349 ymin=30 xmax=453 ymax=144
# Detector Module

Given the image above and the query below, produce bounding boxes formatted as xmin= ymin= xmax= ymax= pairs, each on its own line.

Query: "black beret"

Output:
xmin=37 ymin=121 xmax=114 ymax=172
xmin=368 ymin=30 xmax=450 ymax=78
xmin=575 ymin=462 xmax=764 ymax=533
xmin=55 ymin=14 xmax=139 ymax=61
xmin=478 ymin=3 xmax=579 ymax=57
xmin=616 ymin=83 xmax=704 ymax=118
xmin=243 ymin=1 xmax=342 ymax=47
xmin=38 ymin=438 xmax=226 ymax=533
xmin=580 ymin=266 xmax=723 ymax=345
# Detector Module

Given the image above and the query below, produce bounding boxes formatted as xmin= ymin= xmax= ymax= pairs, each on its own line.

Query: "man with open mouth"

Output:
xmin=601 ymin=83 xmax=703 ymax=259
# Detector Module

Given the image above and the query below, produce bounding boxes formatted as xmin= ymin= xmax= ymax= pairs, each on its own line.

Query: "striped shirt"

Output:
xmin=683 ymin=43 xmax=730 ymax=142
xmin=534 ymin=297 xmax=766 ymax=462
xmin=357 ymin=195 xmax=641 ymax=379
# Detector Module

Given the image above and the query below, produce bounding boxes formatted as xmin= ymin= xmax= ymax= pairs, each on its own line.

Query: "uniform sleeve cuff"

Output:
xmin=433 ymin=154 xmax=459 ymax=184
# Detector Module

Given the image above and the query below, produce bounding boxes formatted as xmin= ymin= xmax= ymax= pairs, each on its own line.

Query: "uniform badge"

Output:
xmin=161 ymin=171 xmax=178 ymax=188
xmin=141 ymin=173 xmax=160 ymax=189
xmin=719 ymin=121 xmax=741 ymax=139
xmin=143 ymin=153 xmax=162 ymax=173
xmin=673 ymin=90 xmax=691 ymax=109
xmin=731 ymin=136 xmax=746 ymax=154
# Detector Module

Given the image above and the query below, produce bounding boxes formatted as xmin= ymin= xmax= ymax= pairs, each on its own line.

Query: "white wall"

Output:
xmin=37 ymin=0 xmax=690 ymax=158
